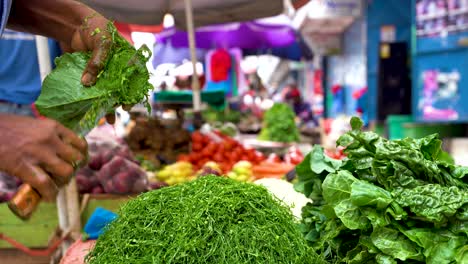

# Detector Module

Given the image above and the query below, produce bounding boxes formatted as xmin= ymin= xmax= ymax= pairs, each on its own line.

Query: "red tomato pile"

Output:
xmin=283 ymin=147 xmax=305 ymax=165
xmin=178 ymin=131 xmax=266 ymax=173
xmin=325 ymin=148 xmax=346 ymax=160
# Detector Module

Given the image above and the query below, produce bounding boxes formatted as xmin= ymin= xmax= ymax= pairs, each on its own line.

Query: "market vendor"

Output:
xmin=285 ymin=84 xmax=318 ymax=127
xmin=0 ymin=0 xmax=113 ymax=201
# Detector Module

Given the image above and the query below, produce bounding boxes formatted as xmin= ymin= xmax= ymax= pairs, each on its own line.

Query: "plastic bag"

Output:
xmin=89 ymin=145 xmax=135 ymax=171
xmin=97 ymin=156 xmax=148 ymax=194
xmin=75 ymin=167 xmax=103 ymax=194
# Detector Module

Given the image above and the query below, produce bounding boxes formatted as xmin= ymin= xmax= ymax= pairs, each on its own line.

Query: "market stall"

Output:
xmin=3 ymin=1 xmax=468 ymax=264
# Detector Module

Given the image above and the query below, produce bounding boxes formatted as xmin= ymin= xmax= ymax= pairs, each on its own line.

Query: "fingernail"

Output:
xmin=81 ymin=73 xmax=96 ymax=86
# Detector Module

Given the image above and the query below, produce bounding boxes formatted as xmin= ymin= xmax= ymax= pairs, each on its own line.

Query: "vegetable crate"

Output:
xmin=0 ymin=195 xmax=130 ymax=249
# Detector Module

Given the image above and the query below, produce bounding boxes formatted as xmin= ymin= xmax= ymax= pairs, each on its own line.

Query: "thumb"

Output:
xmin=81 ymin=38 xmax=111 ymax=86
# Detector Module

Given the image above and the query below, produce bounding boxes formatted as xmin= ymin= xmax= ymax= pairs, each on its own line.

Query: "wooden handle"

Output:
xmin=8 ymin=184 xmax=41 ymax=220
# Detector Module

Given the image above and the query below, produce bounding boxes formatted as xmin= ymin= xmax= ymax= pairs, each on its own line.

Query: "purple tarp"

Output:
xmin=155 ymin=20 xmax=296 ymax=49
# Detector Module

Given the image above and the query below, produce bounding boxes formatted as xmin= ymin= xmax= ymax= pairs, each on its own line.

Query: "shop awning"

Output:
xmin=82 ymin=0 xmax=290 ymax=29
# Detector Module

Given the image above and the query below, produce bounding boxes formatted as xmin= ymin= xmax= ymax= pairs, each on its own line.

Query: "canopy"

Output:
xmin=155 ymin=16 xmax=296 ymax=49
xmin=243 ymin=34 xmax=313 ymax=61
xmin=153 ymin=43 xmax=207 ymax=66
xmin=81 ymin=0 xmax=286 ymax=28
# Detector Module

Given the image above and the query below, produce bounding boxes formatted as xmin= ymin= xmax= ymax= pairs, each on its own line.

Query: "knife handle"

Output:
xmin=8 ymin=184 xmax=41 ymax=220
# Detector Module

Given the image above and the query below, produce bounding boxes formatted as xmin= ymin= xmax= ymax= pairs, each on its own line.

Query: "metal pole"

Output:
xmin=35 ymin=35 xmax=72 ymax=252
xmin=184 ymin=0 xmax=202 ymax=111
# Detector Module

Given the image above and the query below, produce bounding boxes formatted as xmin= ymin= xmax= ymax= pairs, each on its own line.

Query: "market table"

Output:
xmin=153 ymin=90 xmax=226 ymax=110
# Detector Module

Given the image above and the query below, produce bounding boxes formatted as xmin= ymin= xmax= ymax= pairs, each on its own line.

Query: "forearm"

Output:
xmin=7 ymin=0 xmax=96 ymax=44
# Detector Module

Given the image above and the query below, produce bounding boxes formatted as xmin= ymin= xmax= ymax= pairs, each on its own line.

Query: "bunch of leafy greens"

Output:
xmin=295 ymin=117 xmax=468 ymax=264
xmin=259 ymin=103 xmax=300 ymax=143
xmin=86 ymin=176 xmax=319 ymax=264
xmin=35 ymin=22 xmax=152 ymax=135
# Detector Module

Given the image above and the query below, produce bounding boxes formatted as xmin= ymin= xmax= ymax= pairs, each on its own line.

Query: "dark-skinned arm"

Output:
xmin=7 ymin=0 xmax=111 ymax=86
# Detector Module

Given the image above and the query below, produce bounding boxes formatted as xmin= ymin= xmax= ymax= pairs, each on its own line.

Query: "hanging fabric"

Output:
xmin=210 ymin=49 xmax=231 ymax=82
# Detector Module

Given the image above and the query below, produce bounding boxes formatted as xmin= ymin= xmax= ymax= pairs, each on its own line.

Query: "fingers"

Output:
xmin=40 ymin=151 xmax=74 ymax=187
xmin=30 ymin=166 xmax=59 ymax=202
xmin=81 ymin=38 xmax=111 ymax=86
xmin=52 ymin=136 xmax=84 ymax=165
xmin=14 ymin=163 xmax=58 ymax=202
xmin=56 ymin=123 xmax=87 ymax=154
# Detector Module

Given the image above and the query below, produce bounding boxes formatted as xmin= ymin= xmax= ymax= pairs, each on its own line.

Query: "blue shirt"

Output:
xmin=0 ymin=0 xmax=10 ymax=35
xmin=0 ymin=30 xmax=61 ymax=104
xmin=0 ymin=0 xmax=62 ymax=104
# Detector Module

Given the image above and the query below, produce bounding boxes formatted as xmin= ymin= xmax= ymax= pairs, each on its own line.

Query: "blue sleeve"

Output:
xmin=0 ymin=0 xmax=11 ymax=36
xmin=47 ymin=39 xmax=63 ymax=68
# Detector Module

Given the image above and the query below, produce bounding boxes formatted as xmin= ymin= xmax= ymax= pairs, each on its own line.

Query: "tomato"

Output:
xmin=224 ymin=141 xmax=234 ymax=151
xmin=191 ymin=131 xmax=203 ymax=143
xmin=177 ymin=154 xmax=190 ymax=162
xmin=217 ymin=143 xmax=225 ymax=153
xmin=234 ymin=147 xmax=243 ymax=156
xmin=213 ymin=153 xmax=224 ymax=162
xmin=230 ymin=152 xmax=240 ymax=163
xmin=267 ymin=153 xmax=281 ymax=163
xmin=192 ymin=142 xmax=203 ymax=151
xmin=202 ymin=135 xmax=211 ymax=144
xmin=219 ymin=163 xmax=229 ymax=173
xmin=202 ymin=148 xmax=212 ymax=158
xmin=291 ymin=156 xmax=303 ymax=165
xmin=206 ymin=142 xmax=217 ymax=152
xmin=198 ymin=159 xmax=208 ymax=168
xmin=188 ymin=153 xmax=197 ymax=163
xmin=240 ymin=155 xmax=249 ymax=161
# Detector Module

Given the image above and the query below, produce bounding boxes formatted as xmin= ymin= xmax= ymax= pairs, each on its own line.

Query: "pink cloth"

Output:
xmin=60 ymin=239 xmax=96 ymax=264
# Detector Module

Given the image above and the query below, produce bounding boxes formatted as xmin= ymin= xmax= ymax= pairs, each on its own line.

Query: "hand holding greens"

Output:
xmin=35 ymin=23 xmax=152 ymax=135
xmin=295 ymin=117 xmax=468 ymax=264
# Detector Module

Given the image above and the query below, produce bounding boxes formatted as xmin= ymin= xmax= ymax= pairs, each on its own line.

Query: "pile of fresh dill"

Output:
xmin=87 ymin=176 xmax=317 ymax=263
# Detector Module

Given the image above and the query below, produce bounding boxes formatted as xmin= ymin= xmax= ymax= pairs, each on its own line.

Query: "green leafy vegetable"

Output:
xmin=295 ymin=117 xmax=468 ymax=263
xmin=87 ymin=176 xmax=318 ymax=263
xmin=36 ymin=22 xmax=152 ymax=134
xmin=258 ymin=103 xmax=300 ymax=143
xmin=393 ymin=185 xmax=467 ymax=223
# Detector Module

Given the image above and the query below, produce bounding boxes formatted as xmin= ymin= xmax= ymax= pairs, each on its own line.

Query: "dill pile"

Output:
xmin=87 ymin=176 xmax=315 ymax=263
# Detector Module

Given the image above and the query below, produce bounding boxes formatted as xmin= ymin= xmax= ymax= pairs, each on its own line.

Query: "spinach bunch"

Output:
xmin=296 ymin=117 xmax=468 ymax=264
xmin=259 ymin=103 xmax=300 ymax=143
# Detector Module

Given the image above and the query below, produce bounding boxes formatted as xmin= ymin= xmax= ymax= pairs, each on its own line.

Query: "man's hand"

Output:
xmin=0 ymin=115 xmax=87 ymax=201
xmin=60 ymin=14 xmax=112 ymax=87
xmin=8 ymin=0 xmax=112 ymax=87
xmin=8 ymin=0 xmax=134 ymax=123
